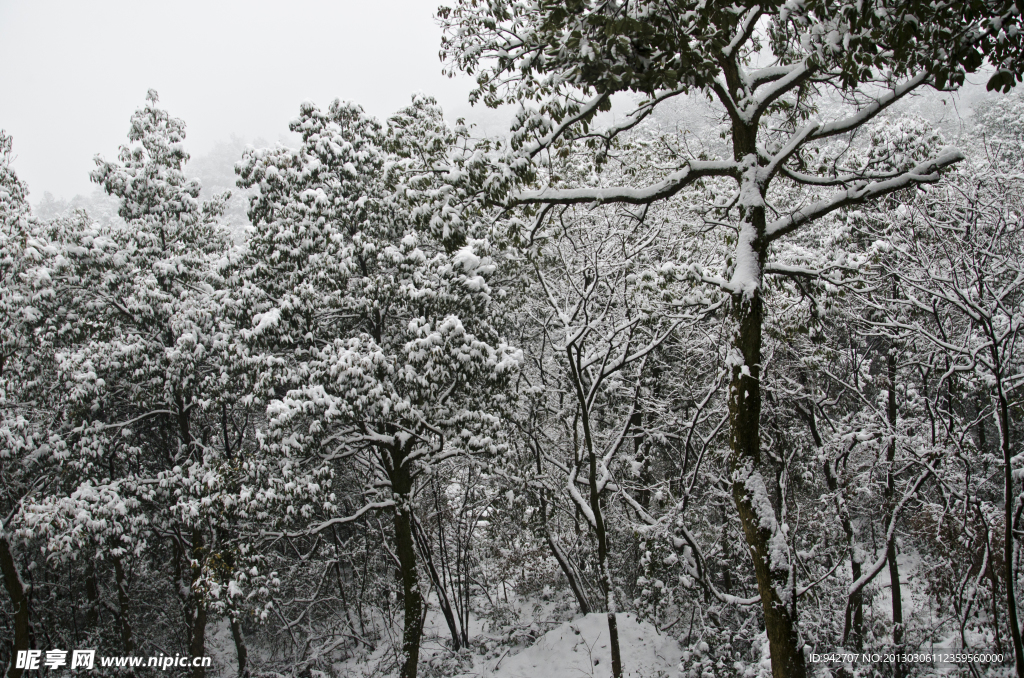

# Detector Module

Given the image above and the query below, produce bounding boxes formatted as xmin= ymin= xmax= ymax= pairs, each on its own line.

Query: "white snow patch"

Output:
xmin=492 ymin=612 xmax=683 ymax=678
xmin=453 ymin=245 xmax=482 ymax=272
xmin=250 ymin=307 xmax=281 ymax=335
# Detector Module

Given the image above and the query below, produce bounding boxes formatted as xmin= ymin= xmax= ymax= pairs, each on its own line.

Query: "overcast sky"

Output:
xmin=0 ymin=0 xmax=503 ymax=201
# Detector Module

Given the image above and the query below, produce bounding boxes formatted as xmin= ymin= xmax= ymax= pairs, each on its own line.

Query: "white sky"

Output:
xmin=1 ymin=1 xmax=1000 ymax=203
xmin=0 ymin=0 xmax=505 ymax=200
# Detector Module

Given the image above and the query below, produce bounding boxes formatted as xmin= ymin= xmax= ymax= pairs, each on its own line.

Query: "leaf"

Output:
xmin=987 ymin=69 xmax=1017 ymax=93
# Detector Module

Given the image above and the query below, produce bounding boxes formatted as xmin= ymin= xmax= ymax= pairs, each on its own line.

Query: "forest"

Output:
xmin=4 ymin=1 xmax=1024 ymax=677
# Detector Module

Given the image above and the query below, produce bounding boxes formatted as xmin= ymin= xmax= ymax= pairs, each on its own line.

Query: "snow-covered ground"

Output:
xmin=491 ymin=613 xmax=682 ymax=678
xmin=205 ymin=548 xmax=999 ymax=677
xmin=327 ymin=607 xmax=682 ymax=678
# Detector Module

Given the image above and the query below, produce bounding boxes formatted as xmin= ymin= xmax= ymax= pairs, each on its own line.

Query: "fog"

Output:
xmin=0 ymin=1 xmax=1001 ymax=207
xmin=0 ymin=0 xmax=505 ymax=201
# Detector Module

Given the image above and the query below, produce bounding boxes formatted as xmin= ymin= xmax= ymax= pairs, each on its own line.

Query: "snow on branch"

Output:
xmin=263 ymin=500 xmax=396 ymax=540
xmin=722 ymin=6 xmax=764 ymax=60
xmin=749 ymin=61 xmax=813 ymax=123
xmin=848 ymin=468 xmax=930 ymax=597
xmin=763 ymin=262 xmax=863 ymax=285
xmin=567 ymin=463 xmax=598 ymax=528
xmin=778 ymin=165 xmax=918 ymax=187
xmin=581 ymin=87 xmax=688 ymax=145
xmin=513 ymin=161 xmax=737 ymax=206
xmin=523 ymin=92 xmax=610 ymax=159
xmin=766 ymin=148 xmax=965 ymax=241
xmin=810 ymin=72 xmax=930 ymax=141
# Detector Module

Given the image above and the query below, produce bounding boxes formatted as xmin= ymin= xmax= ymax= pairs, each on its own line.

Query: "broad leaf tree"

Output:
xmin=439 ymin=1 xmax=1024 ymax=675
xmin=0 ymin=131 xmax=50 ymax=678
xmin=234 ymin=96 xmax=520 ymax=678
xmin=34 ymin=91 xmax=236 ymax=678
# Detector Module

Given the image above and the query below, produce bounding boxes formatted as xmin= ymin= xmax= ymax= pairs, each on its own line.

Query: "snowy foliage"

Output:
xmin=6 ymin=5 xmax=1024 ymax=677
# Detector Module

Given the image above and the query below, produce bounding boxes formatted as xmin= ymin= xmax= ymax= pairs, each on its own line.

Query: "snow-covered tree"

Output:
xmin=859 ymin=153 xmax=1024 ymax=663
xmin=7 ymin=11 xmax=1024 ymax=677
xmin=439 ymin=2 xmax=1024 ymax=674
xmin=0 ymin=130 xmax=48 ymax=678
xmin=234 ymin=95 xmax=519 ymax=678
xmin=17 ymin=91 xmax=242 ymax=677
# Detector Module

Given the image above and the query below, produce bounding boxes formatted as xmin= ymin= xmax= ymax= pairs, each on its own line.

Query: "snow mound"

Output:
xmin=492 ymin=612 xmax=682 ymax=678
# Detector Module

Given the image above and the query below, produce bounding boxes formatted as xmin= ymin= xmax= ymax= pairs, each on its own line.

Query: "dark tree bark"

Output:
xmin=113 ymin=557 xmax=134 ymax=654
xmin=568 ymin=351 xmax=623 ymax=677
xmin=533 ymin=440 xmax=592 ymax=614
xmin=630 ymin=409 xmax=652 ymax=510
xmin=989 ymin=546 xmax=1004 ymax=654
xmin=0 ymin=533 xmax=33 ymax=678
xmin=388 ymin=441 xmax=423 ymax=678
xmin=996 ymin=380 xmax=1024 ymax=676
xmin=85 ymin=565 xmax=100 ymax=629
xmin=885 ymin=349 xmax=904 ymax=678
xmin=727 ymin=278 xmax=806 ymax=678
xmin=544 ymin=530 xmax=593 ymax=615
xmin=589 ymin=486 xmax=623 ymax=678
xmin=718 ymin=65 xmax=807 ymax=674
xmin=822 ymin=453 xmax=863 ymax=650
xmin=412 ymin=517 xmax=461 ymax=651
xmin=230 ymin=614 xmax=248 ymax=678
xmin=590 ymin=490 xmax=622 ymax=678
xmin=173 ymin=407 xmax=209 ymax=678
xmin=189 ymin=528 xmax=208 ymax=678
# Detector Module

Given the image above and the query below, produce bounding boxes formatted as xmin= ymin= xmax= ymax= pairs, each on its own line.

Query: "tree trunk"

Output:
xmin=0 ymin=532 xmax=33 ymax=678
xmin=887 ymin=541 xmax=903 ymax=672
xmin=720 ymin=523 xmax=733 ymax=594
xmin=590 ymin=465 xmax=621 ymax=677
xmin=412 ymin=517 xmax=461 ymax=651
xmin=175 ymin=406 xmax=208 ymax=678
xmin=357 ymin=554 xmax=370 ymax=640
xmin=545 ymin=531 xmax=592 ymax=614
xmin=534 ymin=440 xmax=592 ymax=614
xmin=190 ymin=528 xmax=208 ymax=678
xmin=85 ymin=565 xmax=100 ymax=628
xmin=823 ymin=457 xmax=863 ymax=650
xmin=722 ymin=103 xmax=807 ymax=677
xmin=391 ymin=445 xmax=423 ymax=678
xmin=885 ymin=350 xmax=904 ymax=678
xmin=728 ymin=288 xmax=806 ymax=678
xmin=113 ymin=556 xmax=134 ymax=654
xmin=848 ymin=560 xmax=864 ymax=650
xmin=814 ymin=422 xmax=863 ymax=651
xmin=190 ymin=600 xmax=208 ymax=678
xmin=173 ymin=537 xmax=192 ymax=651
xmin=230 ymin=614 xmax=248 ymax=678
xmin=996 ymin=384 xmax=1024 ymax=676
xmin=630 ymin=409 xmax=652 ymax=509
xmin=990 ymin=554 xmax=1004 ymax=654
xmin=572 ymin=361 xmax=623 ymax=677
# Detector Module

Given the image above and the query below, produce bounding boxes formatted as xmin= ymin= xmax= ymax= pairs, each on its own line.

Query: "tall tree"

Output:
xmin=0 ymin=130 xmax=43 ymax=678
xmin=41 ymin=90 xmax=235 ymax=678
xmin=439 ymin=2 xmax=1024 ymax=675
xmin=235 ymin=96 xmax=519 ymax=678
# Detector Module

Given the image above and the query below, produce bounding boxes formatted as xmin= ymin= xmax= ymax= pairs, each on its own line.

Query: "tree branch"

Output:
xmin=766 ymin=148 xmax=964 ymax=241
xmin=512 ymin=161 xmax=736 ymax=207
